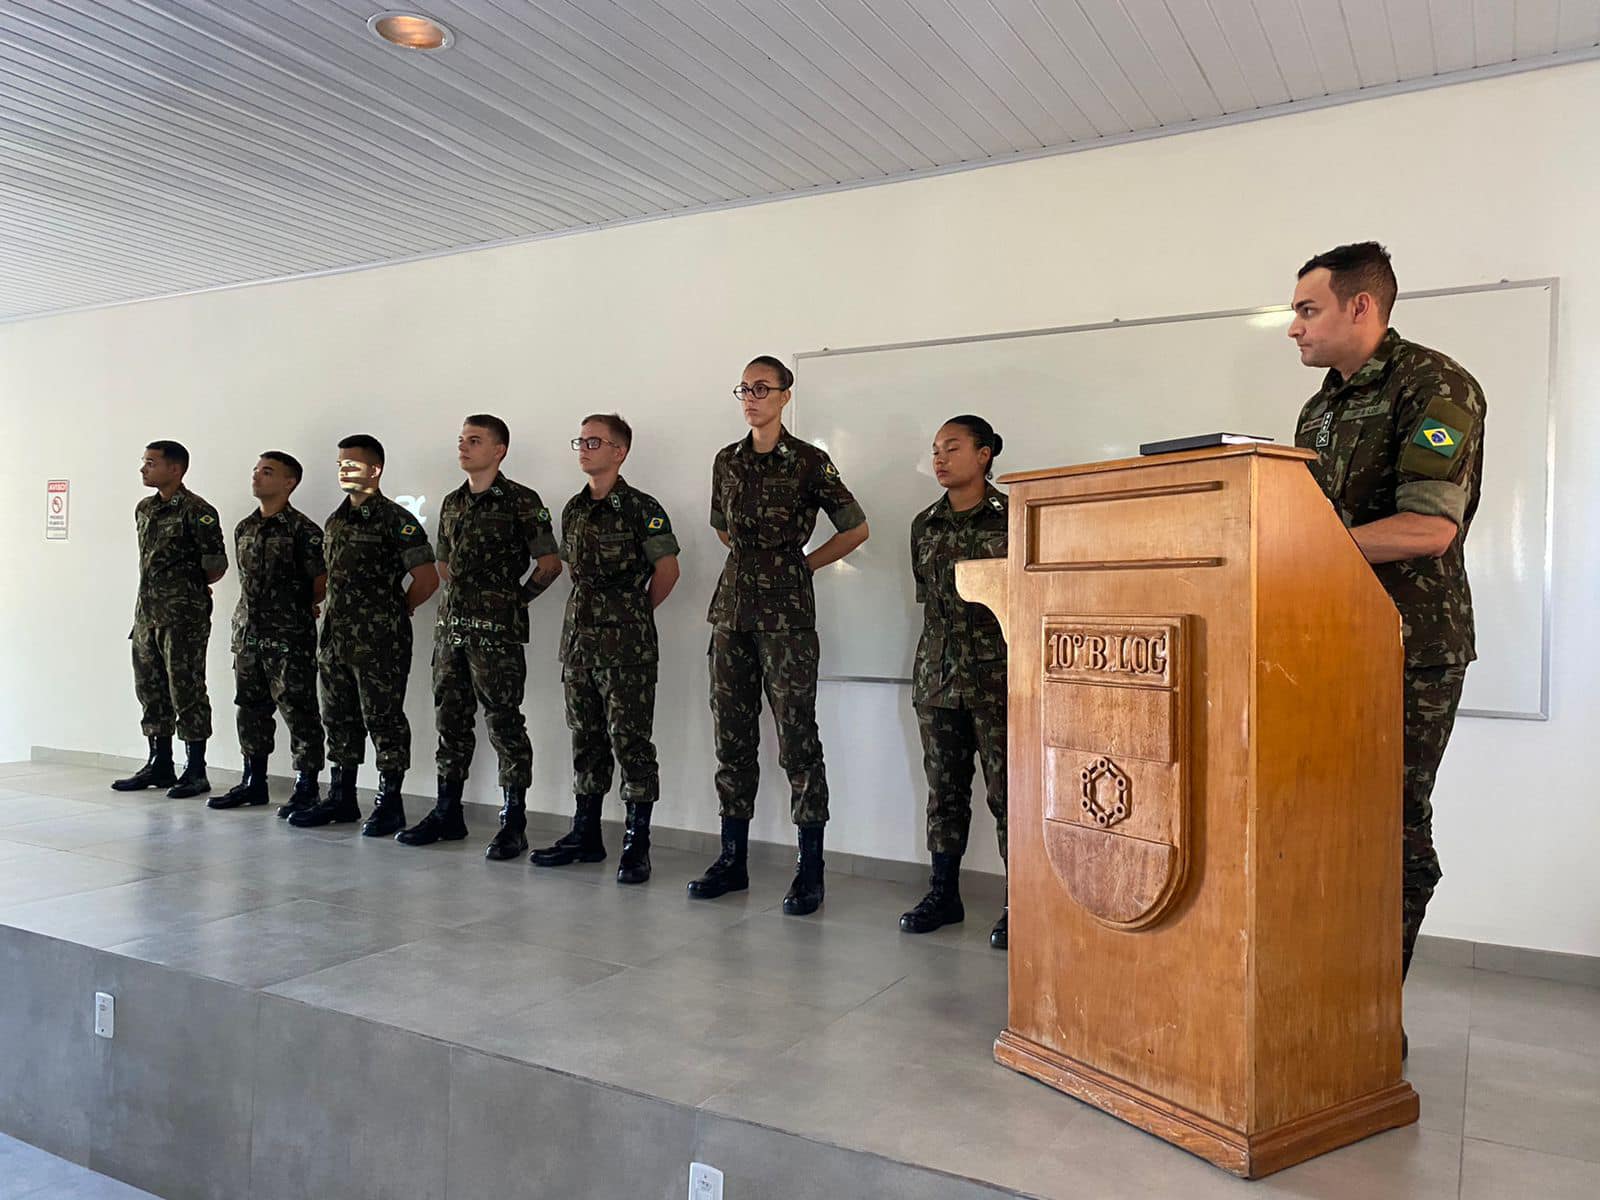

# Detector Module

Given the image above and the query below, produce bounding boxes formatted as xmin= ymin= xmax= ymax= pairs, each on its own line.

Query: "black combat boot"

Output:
xmin=485 ymin=786 xmax=529 ymax=861
xmin=782 ymin=824 xmax=826 ymax=916
xmin=209 ymin=755 xmax=269 ymax=810
xmin=616 ymin=802 xmax=653 ymax=885
xmin=111 ymin=735 xmax=177 ymax=791
xmin=396 ymin=777 xmax=468 ymax=846
xmin=530 ymin=795 xmax=606 ymax=866
xmin=687 ymin=817 xmax=749 ymax=899
xmin=990 ymin=906 xmax=1009 ymax=950
xmin=166 ymin=740 xmax=211 ymax=799
xmin=361 ymin=773 xmax=408 ymax=838
xmin=277 ymin=769 xmax=320 ymax=820
xmin=289 ymin=765 xmax=361 ymax=827
xmin=899 ymin=852 xmax=964 ymax=933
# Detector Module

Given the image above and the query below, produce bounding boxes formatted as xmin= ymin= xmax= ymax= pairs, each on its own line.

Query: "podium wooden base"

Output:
xmin=995 ymin=1030 xmax=1419 ymax=1179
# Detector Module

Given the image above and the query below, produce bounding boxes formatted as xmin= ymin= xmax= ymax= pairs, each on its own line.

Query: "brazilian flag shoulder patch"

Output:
xmin=197 ymin=514 xmax=215 ymax=525
xmin=1413 ymin=419 xmax=1463 ymax=458
xmin=646 ymin=516 xmax=665 ymax=531
xmin=401 ymin=523 xmax=417 ymax=536
xmin=1400 ymin=396 xmax=1476 ymax=480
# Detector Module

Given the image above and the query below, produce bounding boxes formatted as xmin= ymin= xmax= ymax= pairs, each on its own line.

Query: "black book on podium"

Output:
xmin=1139 ymin=432 xmax=1275 ymax=456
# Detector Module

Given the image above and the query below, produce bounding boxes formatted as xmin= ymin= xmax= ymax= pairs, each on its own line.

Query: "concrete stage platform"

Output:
xmin=2 ymin=759 xmax=1597 ymax=1200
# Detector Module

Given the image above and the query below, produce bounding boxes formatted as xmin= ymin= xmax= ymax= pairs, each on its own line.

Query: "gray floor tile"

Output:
xmin=446 ymin=1047 xmax=697 ymax=1200
xmin=0 ymin=849 xmax=155 ymax=908
xmin=1464 ymin=1035 xmax=1600 ymax=1162
xmin=250 ymin=996 xmax=449 ymax=1200
xmin=457 ymin=964 xmax=844 ymax=1106
xmin=455 ymin=876 xmax=757 ymax=967
xmin=1469 ymin=969 xmax=1600 ymax=1054
xmin=0 ymin=1131 xmax=88 ymax=1195
xmin=1460 ymin=1138 xmax=1600 ymax=1200
xmin=266 ymin=928 xmax=622 ymax=1039
xmin=0 ymin=794 xmax=120 ymax=829
xmin=107 ymin=897 xmax=423 ymax=988
xmin=705 ymin=1003 xmax=1082 ymax=1196
xmin=638 ymin=906 xmax=965 ymax=1012
xmin=0 ymin=872 xmax=273 ymax=949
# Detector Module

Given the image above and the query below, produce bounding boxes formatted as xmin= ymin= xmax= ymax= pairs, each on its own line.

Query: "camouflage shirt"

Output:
xmin=707 ymin=427 xmax=866 ymax=632
xmin=231 ymin=505 xmax=325 ymax=653
xmin=435 ymin=473 xmax=558 ymax=646
xmin=320 ymin=491 xmax=435 ymax=665
xmin=559 ymin=476 xmax=680 ymax=668
xmin=1295 ymin=327 xmax=1486 ymax=669
xmin=911 ymin=485 xmax=1009 ymax=707
xmin=133 ymin=486 xmax=227 ymax=628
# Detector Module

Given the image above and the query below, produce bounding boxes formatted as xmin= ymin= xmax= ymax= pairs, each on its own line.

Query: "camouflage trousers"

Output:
xmin=564 ymin=664 xmax=659 ymax=805
xmin=131 ymin=620 xmax=212 ymax=741
xmin=433 ymin=640 xmax=532 ymax=788
xmin=916 ymin=696 xmax=1007 ymax=861
xmin=1402 ymin=664 xmax=1467 ymax=964
xmin=234 ymin=638 xmax=324 ymax=770
xmin=319 ymin=651 xmax=412 ymax=774
xmin=709 ymin=628 xmax=829 ymax=826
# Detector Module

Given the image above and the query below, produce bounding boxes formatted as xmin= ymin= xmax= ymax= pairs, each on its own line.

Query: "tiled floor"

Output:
xmin=0 ymin=1133 xmax=158 ymax=1199
xmin=2 ymin=759 xmax=1598 ymax=1199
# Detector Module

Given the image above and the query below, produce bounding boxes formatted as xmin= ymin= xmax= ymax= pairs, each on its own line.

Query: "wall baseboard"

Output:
xmin=28 ymin=746 xmax=1592 ymax=986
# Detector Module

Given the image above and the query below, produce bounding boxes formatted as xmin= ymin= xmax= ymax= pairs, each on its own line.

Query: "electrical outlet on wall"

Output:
xmin=689 ymin=1161 xmax=723 ymax=1200
xmin=94 ymin=991 xmax=114 ymax=1039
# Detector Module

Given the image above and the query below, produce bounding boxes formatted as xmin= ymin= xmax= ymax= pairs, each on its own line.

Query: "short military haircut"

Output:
xmin=746 ymin=355 xmax=794 ymax=390
xmin=464 ymin=414 xmax=510 ymax=447
xmin=581 ymin=412 xmax=633 ymax=449
xmin=259 ymin=450 xmax=303 ymax=483
xmin=1298 ymin=241 xmax=1398 ymax=321
xmin=146 ymin=440 xmax=189 ymax=471
xmin=337 ymin=433 xmax=385 ymax=466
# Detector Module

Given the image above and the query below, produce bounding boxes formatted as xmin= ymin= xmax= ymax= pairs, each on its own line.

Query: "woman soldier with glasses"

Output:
xmin=687 ymin=356 xmax=869 ymax=914
xmin=899 ymin=416 xmax=1010 ymax=948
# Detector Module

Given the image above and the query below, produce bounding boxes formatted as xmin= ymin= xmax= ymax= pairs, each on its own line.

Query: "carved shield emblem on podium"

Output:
xmin=1039 ymin=616 xmax=1188 ymax=929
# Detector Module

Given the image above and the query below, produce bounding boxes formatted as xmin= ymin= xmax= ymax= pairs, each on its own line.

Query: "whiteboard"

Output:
xmin=794 ymin=281 xmax=1554 ymax=720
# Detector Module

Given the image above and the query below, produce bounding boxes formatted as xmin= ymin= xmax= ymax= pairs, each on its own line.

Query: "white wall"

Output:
xmin=2 ymin=61 xmax=1596 ymax=956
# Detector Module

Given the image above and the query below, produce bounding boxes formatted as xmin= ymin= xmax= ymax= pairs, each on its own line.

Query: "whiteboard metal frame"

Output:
xmin=793 ymin=277 xmax=1557 ymax=722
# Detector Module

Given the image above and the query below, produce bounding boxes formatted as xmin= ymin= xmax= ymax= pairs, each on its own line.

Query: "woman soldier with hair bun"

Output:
xmin=900 ymin=415 xmax=1011 ymax=948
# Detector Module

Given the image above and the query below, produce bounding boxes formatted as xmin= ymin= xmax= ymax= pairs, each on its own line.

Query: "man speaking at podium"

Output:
xmin=1287 ymin=242 xmax=1487 ymax=1003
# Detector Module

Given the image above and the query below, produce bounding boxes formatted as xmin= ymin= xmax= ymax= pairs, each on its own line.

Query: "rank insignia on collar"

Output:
xmin=988 ymin=496 xmax=1003 ymax=510
xmin=610 ymin=495 xmax=621 ymax=509
xmin=777 ymin=443 xmax=791 ymax=457
xmin=491 ymin=487 xmax=503 ymax=496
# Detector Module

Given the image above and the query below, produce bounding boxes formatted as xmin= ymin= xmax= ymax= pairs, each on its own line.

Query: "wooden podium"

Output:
xmin=956 ymin=445 xmax=1416 ymax=1179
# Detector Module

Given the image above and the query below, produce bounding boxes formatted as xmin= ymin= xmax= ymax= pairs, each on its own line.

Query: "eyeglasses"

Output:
xmin=733 ymin=382 xmax=785 ymax=400
xmin=571 ymin=437 xmax=621 ymax=451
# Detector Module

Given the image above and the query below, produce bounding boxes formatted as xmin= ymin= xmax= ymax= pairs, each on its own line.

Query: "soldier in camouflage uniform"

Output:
xmin=112 ymin=440 xmax=228 ymax=800
xmin=290 ymin=435 xmax=439 ymax=832
xmin=688 ymin=356 xmax=869 ymax=915
xmin=1289 ymin=244 xmax=1485 ymax=1044
xmin=210 ymin=451 xmax=328 ymax=815
xmin=899 ymin=416 xmax=1011 ymax=949
xmin=398 ymin=415 xmax=562 ymax=859
xmin=531 ymin=413 xmax=681 ymax=885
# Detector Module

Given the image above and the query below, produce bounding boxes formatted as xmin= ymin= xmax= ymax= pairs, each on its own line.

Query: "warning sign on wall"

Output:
xmin=46 ymin=479 xmax=69 ymax=541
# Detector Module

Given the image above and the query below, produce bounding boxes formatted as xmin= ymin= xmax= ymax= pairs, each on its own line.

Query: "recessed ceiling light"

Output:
xmin=366 ymin=11 xmax=454 ymax=51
